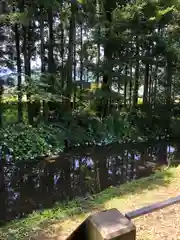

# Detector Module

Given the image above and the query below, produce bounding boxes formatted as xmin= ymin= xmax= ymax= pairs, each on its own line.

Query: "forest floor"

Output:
xmin=0 ymin=166 xmax=180 ymax=240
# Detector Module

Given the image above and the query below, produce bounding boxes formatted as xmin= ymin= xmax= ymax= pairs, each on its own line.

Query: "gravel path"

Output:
xmin=135 ymin=204 xmax=180 ymax=240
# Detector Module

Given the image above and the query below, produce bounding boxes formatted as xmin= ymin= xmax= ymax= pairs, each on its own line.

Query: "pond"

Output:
xmin=0 ymin=140 xmax=179 ymax=224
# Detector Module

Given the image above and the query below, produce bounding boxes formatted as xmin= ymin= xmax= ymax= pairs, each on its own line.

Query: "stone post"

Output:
xmin=67 ymin=208 xmax=136 ymax=240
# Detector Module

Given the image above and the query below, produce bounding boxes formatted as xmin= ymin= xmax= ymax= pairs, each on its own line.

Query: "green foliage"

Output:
xmin=60 ymin=110 xmax=142 ymax=146
xmin=0 ymin=103 xmax=175 ymax=162
xmin=0 ymin=123 xmax=65 ymax=161
xmin=0 ymin=109 xmax=146 ymax=162
xmin=1 ymin=0 xmax=180 ymax=161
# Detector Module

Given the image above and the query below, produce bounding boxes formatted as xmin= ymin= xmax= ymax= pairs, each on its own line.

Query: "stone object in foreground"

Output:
xmin=67 ymin=208 xmax=136 ymax=240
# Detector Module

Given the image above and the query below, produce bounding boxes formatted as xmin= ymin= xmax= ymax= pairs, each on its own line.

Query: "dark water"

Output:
xmin=0 ymin=140 xmax=179 ymax=223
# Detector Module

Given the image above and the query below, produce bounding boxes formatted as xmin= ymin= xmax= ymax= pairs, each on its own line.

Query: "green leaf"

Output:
xmin=77 ymin=0 xmax=84 ymax=3
xmin=149 ymin=6 xmax=174 ymax=22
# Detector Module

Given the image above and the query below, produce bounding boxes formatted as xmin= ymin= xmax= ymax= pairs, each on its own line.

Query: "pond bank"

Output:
xmin=0 ymin=140 xmax=180 ymax=224
xmin=0 ymin=166 xmax=179 ymax=239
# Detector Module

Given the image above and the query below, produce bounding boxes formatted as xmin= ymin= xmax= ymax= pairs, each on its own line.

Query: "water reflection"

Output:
xmin=0 ymin=140 xmax=179 ymax=223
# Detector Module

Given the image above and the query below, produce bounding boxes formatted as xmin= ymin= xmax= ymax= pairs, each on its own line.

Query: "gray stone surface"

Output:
xmin=67 ymin=208 xmax=136 ymax=240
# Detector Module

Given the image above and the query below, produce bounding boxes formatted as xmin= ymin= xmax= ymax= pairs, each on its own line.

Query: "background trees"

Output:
xmin=1 ymin=0 xmax=180 ymax=159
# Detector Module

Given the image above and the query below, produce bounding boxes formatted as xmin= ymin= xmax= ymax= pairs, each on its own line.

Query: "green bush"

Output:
xmin=0 ymin=111 xmax=141 ymax=162
xmin=0 ymin=108 xmax=168 ymax=162
xmin=0 ymin=123 xmax=65 ymax=161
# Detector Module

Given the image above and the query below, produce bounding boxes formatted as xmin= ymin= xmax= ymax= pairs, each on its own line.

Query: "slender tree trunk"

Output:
xmin=96 ymin=0 xmax=100 ymax=84
xmin=65 ymin=2 xmax=76 ymax=110
xmin=60 ymin=1 xmax=64 ymax=89
xmin=40 ymin=8 xmax=48 ymax=121
xmin=148 ymin=65 xmax=152 ymax=104
xmin=133 ymin=36 xmax=139 ymax=107
xmin=153 ymin=62 xmax=158 ymax=107
xmin=80 ymin=23 xmax=83 ymax=85
xmin=102 ymin=0 xmax=115 ymax=117
xmin=129 ymin=61 xmax=133 ymax=107
xmin=143 ymin=48 xmax=150 ymax=104
xmin=73 ymin=25 xmax=76 ymax=109
xmin=23 ymin=23 xmax=32 ymax=124
xmin=172 ymin=75 xmax=175 ymax=103
xmin=97 ymin=33 xmax=100 ymax=85
xmin=124 ymin=64 xmax=128 ymax=107
xmin=78 ymin=21 xmax=83 ymax=103
xmin=40 ymin=11 xmax=45 ymax=72
xmin=166 ymin=56 xmax=173 ymax=135
xmin=47 ymin=6 xmax=55 ymax=119
xmin=48 ymin=7 xmax=55 ymax=74
xmin=0 ymin=2 xmax=4 ymax=127
xmin=15 ymin=23 xmax=23 ymax=122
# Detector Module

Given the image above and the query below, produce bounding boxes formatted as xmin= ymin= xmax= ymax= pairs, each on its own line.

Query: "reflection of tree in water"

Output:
xmin=1 ymin=140 xmax=179 ymax=223
xmin=62 ymin=155 xmax=71 ymax=199
xmin=71 ymin=155 xmax=96 ymax=196
xmin=96 ymin=154 xmax=109 ymax=191
xmin=156 ymin=142 xmax=168 ymax=164
xmin=173 ymin=143 xmax=180 ymax=162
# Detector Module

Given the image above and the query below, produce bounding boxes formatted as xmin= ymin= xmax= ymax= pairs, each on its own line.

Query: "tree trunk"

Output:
xmin=40 ymin=10 xmax=45 ymax=74
xmin=133 ymin=37 xmax=139 ymax=107
xmin=60 ymin=1 xmax=64 ymax=89
xmin=80 ymin=23 xmax=83 ymax=85
xmin=153 ymin=63 xmax=158 ymax=107
xmin=166 ymin=56 xmax=173 ymax=135
xmin=129 ymin=61 xmax=133 ymax=107
xmin=96 ymin=0 xmax=101 ymax=84
xmin=102 ymin=0 xmax=115 ymax=117
xmin=73 ymin=24 xmax=76 ymax=109
xmin=14 ymin=22 xmax=23 ymax=122
xmin=48 ymin=7 xmax=55 ymax=74
xmin=148 ymin=65 xmax=152 ymax=104
xmin=40 ymin=8 xmax=47 ymax=121
xmin=124 ymin=64 xmax=128 ymax=107
xmin=65 ymin=2 xmax=76 ymax=110
xmin=143 ymin=48 xmax=150 ymax=104
xmin=23 ymin=24 xmax=32 ymax=124
xmin=47 ymin=7 xmax=55 ymax=120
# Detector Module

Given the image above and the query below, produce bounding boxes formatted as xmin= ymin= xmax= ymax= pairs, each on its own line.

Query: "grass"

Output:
xmin=0 ymin=166 xmax=180 ymax=239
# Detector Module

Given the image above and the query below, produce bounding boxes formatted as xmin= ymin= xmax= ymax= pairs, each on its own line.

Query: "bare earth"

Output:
xmin=31 ymin=167 xmax=180 ymax=240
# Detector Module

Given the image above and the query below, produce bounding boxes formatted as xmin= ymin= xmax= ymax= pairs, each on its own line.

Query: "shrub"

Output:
xmin=0 ymin=123 xmax=65 ymax=162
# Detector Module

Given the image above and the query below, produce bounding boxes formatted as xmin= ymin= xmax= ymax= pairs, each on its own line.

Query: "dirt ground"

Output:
xmin=135 ymin=204 xmax=180 ymax=240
